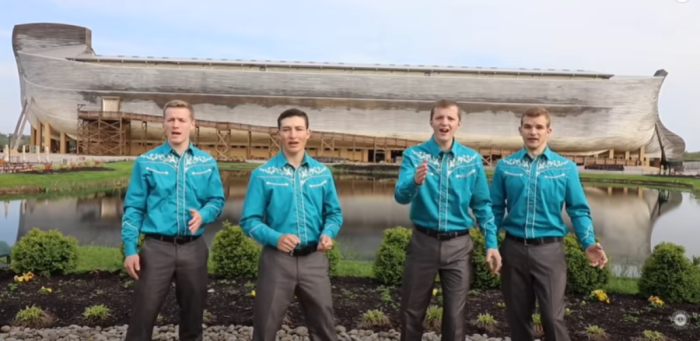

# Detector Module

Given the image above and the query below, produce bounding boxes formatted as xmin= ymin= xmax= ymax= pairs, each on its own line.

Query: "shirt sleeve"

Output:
xmin=121 ymin=158 xmax=148 ymax=257
xmin=239 ymin=170 xmax=283 ymax=248
xmin=564 ymin=164 xmax=596 ymax=250
xmin=394 ymin=151 xmax=419 ymax=205
xmin=198 ymin=163 xmax=226 ymax=224
xmin=469 ymin=162 xmax=498 ymax=251
xmin=321 ymin=174 xmax=343 ymax=239
xmin=489 ymin=161 xmax=507 ymax=230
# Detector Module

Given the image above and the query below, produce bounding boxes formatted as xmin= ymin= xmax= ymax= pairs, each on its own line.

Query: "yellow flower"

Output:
xmin=251 ymin=290 xmax=256 ymax=297
xmin=590 ymin=290 xmax=610 ymax=304
xmin=13 ymin=272 xmax=35 ymax=283
xmin=432 ymin=288 xmax=438 ymax=296
xmin=648 ymin=296 xmax=664 ymax=308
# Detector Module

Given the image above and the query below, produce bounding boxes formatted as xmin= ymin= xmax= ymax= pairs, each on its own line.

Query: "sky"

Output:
xmin=0 ymin=0 xmax=698 ymax=151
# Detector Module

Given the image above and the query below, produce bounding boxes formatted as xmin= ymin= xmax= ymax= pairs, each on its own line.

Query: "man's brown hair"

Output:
xmin=430 ymin=99 xmax=462 ymax=120
xmin=162 ymin=99 xmax=195 ymax=119
xmin=520 ymin=107 xmax=551 ymax=127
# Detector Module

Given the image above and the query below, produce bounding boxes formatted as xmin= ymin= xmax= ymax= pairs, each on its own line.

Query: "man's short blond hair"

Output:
xmin=521 ymin=107 xmax=551 ymax=127
xmin=430 ymin=99 xmax=462 ymax=121
xmin=163 ymin=100 xmax=194 ymax=119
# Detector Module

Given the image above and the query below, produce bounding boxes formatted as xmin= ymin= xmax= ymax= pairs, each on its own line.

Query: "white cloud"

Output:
xmin=15 ymin=0 xmax=700 ymax=150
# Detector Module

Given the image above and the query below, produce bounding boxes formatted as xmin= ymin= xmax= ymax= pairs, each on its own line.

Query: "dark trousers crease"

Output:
xmin=252 ymin=246 xmax=337 ymax=341
xmin=500 ymin=237 xmax=570 ymax=341
xmin=125 ymin=237 xmax=209 ymax=341
xmin=399 ymin=229 xmax=474 ymax=341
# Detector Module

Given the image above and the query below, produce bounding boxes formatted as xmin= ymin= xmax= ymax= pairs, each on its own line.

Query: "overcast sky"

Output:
xmin=1 ymin=0 xmax=698 ymax=151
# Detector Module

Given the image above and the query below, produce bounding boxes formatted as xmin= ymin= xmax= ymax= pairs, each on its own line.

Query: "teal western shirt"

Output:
xmin=489 ymin=146 xmax=596 ymax=250
xmin=394 ymin=137 xmax=498 ymax=250
xmin=121 ymin=142 xmax=226 ymax=256
xmin=239 ymin=152 xmax=343 ymax=248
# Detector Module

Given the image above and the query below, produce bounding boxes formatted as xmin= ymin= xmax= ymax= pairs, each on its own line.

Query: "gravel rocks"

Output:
xmin=0 ymin=324 xmax=513 ymax=341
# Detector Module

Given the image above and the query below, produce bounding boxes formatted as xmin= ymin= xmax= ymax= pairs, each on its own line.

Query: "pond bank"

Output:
xmin=1 ymin=161 xmax=698 ymax=197
xmin=332 ymin=164 xmax=700 ymax=190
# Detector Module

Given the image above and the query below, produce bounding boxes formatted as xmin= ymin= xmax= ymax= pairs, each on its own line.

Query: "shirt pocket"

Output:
xmin=263 ymin=178 xmax=293 ymax=210
xmin=145 ymin=166 xmax=176 ymax=196
xmin=303 ymin=178 xmax=329 ymax=209
xmin=540 ymin=172 xmax=567 ymax=198
xmin=186 ymin=167 xmax=214 ymax=200
xmin=502 ymin=169 xmax=527 ymax=192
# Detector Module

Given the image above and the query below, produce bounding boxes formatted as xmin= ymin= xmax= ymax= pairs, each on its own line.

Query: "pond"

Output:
xmin=1 ymin=172 xmax=699 ymax=276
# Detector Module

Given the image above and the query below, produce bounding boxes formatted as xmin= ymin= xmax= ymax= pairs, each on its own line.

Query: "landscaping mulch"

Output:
xmin=0 ymin=271 xmax=697 ymax=340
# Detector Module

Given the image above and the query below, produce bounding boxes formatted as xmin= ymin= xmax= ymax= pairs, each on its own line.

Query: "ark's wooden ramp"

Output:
xmin=76 ymin=110 xmax=422 ymax=160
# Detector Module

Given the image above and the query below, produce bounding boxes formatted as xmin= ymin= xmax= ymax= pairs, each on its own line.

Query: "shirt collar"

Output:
xmin=518 ymin=145 xmax=553 ymax=161
xmin=426 ymin=135 xmax=458 ymax=157
xmin=160 ymin=141 xmax=194 ymax=157
xmin=274 ymin=151 xmax=311 ymax=168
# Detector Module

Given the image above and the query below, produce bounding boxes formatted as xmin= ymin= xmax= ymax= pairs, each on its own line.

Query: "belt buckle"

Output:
xmin=288 ymin=249 xmax=296 ymax=256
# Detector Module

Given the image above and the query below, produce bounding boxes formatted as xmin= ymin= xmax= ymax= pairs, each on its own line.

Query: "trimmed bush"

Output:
xmin=120 ymin=234 xmax=145 ymax=259
xmin=638 ymin=242 xmax=700 ymax=304
xmin=211 ymin=221 xmax=261 ymax=278
xmin=372 ymin=226 xmax=412 ymax=286
xmin=563 ymin=234 xmax=611 ymax=295
xmin=11 ymin=228 xmax=79 ymax=276
xmin=469 ymin=228 xmax=505 ymax=290
xmin=326 ymin=239 xmax=341 ymax=277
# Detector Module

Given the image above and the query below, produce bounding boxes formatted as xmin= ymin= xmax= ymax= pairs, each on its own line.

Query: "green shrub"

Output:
xmin=372 ymin=226 xmax=412 ymax=286
xmin=638 ymin=242 xmax=700 ymax=304
xmin=11 ymin=228 xmax=79 ymax=276
xmin=564 ymin=234 xmax=611 ymax=295
xmin=211 ymin=221 xmax=261 ymax=278
xmin=120 ymin=234 xmax=145 ymax=259
xmin=469 ymin=228 xmax=505 ymax=290
xmin=326 ymin=239 xmax=341 ymax=277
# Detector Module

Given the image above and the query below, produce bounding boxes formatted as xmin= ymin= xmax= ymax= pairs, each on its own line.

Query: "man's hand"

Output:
xmin=188 ymin=209 xmax=202 ymax=234
xmin=277 ymin=234 xmax=300 ymax=253
xmin=124 ymin=254 xmax=140 ymax=280
xmin=414 ymin=159 xmax=428 ymax=186
xmin=485 ymin=248 xmax=502 ymax=275
xmin=317 ymin=235 xmax=333 ymax=252
xmin=586 ymin=243 xmax=608 ymax=269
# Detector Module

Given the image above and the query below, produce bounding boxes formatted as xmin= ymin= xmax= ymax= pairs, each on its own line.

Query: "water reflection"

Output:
xmin=1 ymin=174 xmax=699 ymax=273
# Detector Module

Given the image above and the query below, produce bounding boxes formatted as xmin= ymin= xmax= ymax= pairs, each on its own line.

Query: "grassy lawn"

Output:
xmin=1 ymin=160 xmax=698 ymax=196
xmin=0 ymin=161 xmax=134 ymax=195
xmin=0 ymin=161 xmax=260 ymax=195
xmin=69 ymin=245 xmax=637 ymax=295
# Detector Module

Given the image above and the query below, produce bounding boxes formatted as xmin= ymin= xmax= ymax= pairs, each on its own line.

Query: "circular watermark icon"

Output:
xmin=671 ymin=310 xmax=689 ymax=329
xmin=676 ymin=0 xmax=689 ymax=3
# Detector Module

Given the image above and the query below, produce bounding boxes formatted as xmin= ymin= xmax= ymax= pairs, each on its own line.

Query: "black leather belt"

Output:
xmin=415 ymin=226 xmax=469 ymax=241
xmin=289 ymin=244 xmax=317 ymax=257
xmin=145 ymin=233 xmax=200 ymax=245
xmin=505 ymin=233 xmax=562 ymax=246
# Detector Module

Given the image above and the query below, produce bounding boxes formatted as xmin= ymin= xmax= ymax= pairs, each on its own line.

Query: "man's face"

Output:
xmin=519 ymin=114 xmax=552 ymax=150
xmin=430 ymin=105 xmax=461 ymax=144
xmin=278 ymin=116 xmax=310 ymax=154
xmin=163 ymin=107 xmax=194 ymax=145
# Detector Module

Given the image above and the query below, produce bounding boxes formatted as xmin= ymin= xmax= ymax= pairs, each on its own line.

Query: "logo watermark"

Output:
xmin=671 ymin=310 xmax=689 ymax=329
xmin=676 ymin=0 xmax=689 ymax=3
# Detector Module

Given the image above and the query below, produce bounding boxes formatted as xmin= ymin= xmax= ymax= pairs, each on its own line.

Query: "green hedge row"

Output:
xmin=8 ymin=224 xmax=700 ymax=304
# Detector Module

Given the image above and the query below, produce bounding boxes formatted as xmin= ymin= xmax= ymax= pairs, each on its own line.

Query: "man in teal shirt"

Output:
xmin=240 ymin=108 xmax=343 ymax=341
xmin=121 ymin=100 xmax=226 ymax=341
xmin=490 ymin=107 xmax=608 ymax=341
xmin=394 ymin=99 xmax=501 ymax=341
